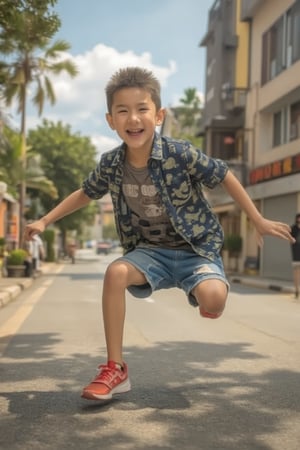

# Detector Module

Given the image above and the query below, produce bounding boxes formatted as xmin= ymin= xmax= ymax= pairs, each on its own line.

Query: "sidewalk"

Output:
xmin=0 ymin=263 xmax=54 ymax=309
xmin=228 ymin=273 xmax=295 ymax=295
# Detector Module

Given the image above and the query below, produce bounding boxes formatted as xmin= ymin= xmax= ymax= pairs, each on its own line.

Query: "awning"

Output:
xmin=3 ymin=192 xmax=16 ymax=203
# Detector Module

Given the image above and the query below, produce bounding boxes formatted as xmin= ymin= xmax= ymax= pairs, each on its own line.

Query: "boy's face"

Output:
xmin=106 ymin=87 xmax=165 ymax=153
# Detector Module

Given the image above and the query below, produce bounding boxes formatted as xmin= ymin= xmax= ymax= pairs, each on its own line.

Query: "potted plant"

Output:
xmin=223 ymin=234 xmax=243 ymax=272
xmin=6 ymin=248 xmax=28 ymax=277
xmin=0 ymin=237 xmax=5 ymax=257
xmin=0 ymin=237 xmax=5 ymax=277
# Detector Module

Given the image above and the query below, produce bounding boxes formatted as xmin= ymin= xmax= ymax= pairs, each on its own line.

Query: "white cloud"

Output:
xmin=23 ymin=43 xmax=177 ymax=156
xmin=91 ymin=133 xmax=120 ymax=160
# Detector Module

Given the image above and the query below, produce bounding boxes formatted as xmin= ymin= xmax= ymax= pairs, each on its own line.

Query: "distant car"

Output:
xmin=96 ymin=241 xmax=113 ymax=255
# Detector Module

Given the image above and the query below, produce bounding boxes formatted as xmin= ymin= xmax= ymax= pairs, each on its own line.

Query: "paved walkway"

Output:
xmin=228 ymin=273 xmax=295 ymax=295
xmin=0 ymin=261 xmax=297 ymax=310
xmin=0 ymin=263 xmax=55 ymax=309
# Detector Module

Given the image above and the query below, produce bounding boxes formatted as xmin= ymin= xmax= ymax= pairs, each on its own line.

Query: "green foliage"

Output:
xmin=0 ymin=0 xmax=60 ymax=50
xmin=168 ymin=87 xmax=203 ymax=145
xmin=7 ymin=248 xmax=27 ymax=265
xmin=27 ymin=119 xmax=97 ymax=233
xmin=43 ymin=228 xmax=55 ymax=262
xmin=0 ymin=236 xmax=5 ymax=256
xmin=180 ymin=87 xmax=201 ymax=108
xmin=223 ymin=234 xmax=243 ymax=255
xmin=0 ymin=0 xmax=76 ymax=238
xmin=0 ymin=125 xmax=58 ymax=199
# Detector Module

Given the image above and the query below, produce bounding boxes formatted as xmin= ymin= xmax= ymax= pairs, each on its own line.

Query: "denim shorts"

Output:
xmin=117 ymin=247 xmax=229 ymax=307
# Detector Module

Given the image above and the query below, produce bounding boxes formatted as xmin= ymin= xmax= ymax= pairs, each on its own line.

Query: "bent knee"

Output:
xmin=193 ymin=279 xmax=228 ymax=313
xmin=104 ymin=260 xmax=146 ymax=287
xmin=104 ymin=261 xmax=130 ymax=284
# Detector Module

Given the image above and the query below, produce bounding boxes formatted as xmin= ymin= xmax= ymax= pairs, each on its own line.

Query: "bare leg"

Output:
xmin=192 ymin=279 xmax=228 ymax=317
xmin=293 ymin=266 xmax=300 ymax=297
xmin=102 ymin=260 xmax=147 ymax=364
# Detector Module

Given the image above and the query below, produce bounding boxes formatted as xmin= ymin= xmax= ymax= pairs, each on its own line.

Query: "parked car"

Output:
xmin=96 ymin=240 xmax=113 ymax=255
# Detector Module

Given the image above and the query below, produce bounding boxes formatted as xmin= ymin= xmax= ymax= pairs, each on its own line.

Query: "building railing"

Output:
xmin=221 ymin=86 xmax=248 ymax=111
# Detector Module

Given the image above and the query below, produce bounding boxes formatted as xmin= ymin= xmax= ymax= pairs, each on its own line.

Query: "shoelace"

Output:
xmin=94 ymin=364 xmax=118 ymax=383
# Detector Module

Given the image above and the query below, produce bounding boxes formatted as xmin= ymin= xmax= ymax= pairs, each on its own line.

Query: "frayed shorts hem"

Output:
xmin=117 ymin=247 xmax=229 ymax=307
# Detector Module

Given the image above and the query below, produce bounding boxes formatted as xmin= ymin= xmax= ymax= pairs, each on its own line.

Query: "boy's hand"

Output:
xmin=255 ymin=217 xmax=295 ymax=246
xmin=24 ymin=219 xmax=46 ymax=241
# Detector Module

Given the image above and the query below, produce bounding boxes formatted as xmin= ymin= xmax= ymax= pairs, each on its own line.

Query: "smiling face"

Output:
xmin=106 ymin=87 xmax=165 ymax=155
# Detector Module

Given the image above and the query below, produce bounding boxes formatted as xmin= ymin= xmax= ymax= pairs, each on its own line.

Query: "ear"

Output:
xmin=156 ymin=108 xmax=166 ymax=126
xmin=106 ymin=113 xmax=115 ymax=130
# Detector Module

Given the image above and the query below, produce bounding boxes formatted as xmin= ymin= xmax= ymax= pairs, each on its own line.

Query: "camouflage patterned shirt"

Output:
xmin=82 ymin=133 xmax=228 ymax=261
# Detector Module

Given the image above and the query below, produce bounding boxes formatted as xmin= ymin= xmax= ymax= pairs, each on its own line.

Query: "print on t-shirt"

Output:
xmin=122 ymin=162 xmax=188 ymax=248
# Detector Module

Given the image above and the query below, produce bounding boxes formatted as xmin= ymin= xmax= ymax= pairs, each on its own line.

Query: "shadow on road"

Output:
xmin=1 ymin=332 xmax=299 ymax=449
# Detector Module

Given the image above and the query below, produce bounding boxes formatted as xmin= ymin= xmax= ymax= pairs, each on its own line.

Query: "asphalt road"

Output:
xmin=0 ymin=250 xmax=299 ymax=450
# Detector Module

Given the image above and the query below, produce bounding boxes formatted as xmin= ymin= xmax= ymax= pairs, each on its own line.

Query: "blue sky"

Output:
xmin=25 ymin=0 xmax=214 ymax=156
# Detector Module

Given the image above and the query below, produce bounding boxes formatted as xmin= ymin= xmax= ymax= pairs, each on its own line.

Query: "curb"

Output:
xmin=229 ymin=276 xmax=294 ymax=294
xmin=0 ymin=278 xmax=34 ymax=308
xmin=0 ymin=264 xmax=55 ymax=310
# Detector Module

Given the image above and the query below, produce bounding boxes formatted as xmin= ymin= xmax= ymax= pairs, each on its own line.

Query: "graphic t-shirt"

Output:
xmin=122 ymin=160 xmax=190 ymax=249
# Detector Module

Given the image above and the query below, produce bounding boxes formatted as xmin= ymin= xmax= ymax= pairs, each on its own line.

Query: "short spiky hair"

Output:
xmin=105 ymin=67 xmax=161 ymax=113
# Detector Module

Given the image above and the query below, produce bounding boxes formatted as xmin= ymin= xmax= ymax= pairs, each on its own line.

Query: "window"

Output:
xmin=273 ymin=108 xmax=288 ymax=147
xmin=262 ymin=0 xmax=300 ymax=85
xmin=262 ymin=17 xmax=284 ymax=84
xmin=290 ymin=100 xmax=300 ymax=141
xmin=212 ymin=131 xmax=237 ymax=160
xmin=290 ymin=1 xmax=300 ymax=63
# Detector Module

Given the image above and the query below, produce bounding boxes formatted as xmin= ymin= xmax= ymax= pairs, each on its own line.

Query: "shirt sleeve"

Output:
xmin=185 ymin=143 xmax=229 ymax=189
xmin=81 ymin=159 xmax=109 ymax=200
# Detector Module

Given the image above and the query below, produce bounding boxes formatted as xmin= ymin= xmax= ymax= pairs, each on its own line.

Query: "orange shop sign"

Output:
xmin=249 ymin=153 xmax=300 ymax=185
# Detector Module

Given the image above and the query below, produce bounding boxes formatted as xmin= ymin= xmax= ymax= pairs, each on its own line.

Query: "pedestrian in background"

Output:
xmin=291 ymin=213 xmax=300 ymax=298
xmin=28 ymin=234 xmax=44 ymax=273
xmin=24 ymin=67 xmax=295 ymax=402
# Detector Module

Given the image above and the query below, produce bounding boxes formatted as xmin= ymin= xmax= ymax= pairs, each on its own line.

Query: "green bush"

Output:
xmin=7 ymin=249 xmax=27 ymax=265
xmin=223 ymin=234 xmax=242 ymax=255
xmin=43 ymin=229 xmax=55 ymax=262
xmin=0 ymin=237 xmax=5 ymax=257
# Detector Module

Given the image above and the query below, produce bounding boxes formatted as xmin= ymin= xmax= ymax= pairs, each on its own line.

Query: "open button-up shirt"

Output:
xmin=82 ymin=133 xmax=228 ymax=261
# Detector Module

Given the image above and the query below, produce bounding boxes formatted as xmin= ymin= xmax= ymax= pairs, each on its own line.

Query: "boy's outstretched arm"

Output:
xmin=24 ymin=188 xmax=91 ymax=240
xmin=221 ymin=170 xmax=295 ymax=245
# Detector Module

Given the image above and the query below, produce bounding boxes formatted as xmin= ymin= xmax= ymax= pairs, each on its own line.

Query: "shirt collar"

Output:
xmin=111 ymin=132 xmax=163 ymax=166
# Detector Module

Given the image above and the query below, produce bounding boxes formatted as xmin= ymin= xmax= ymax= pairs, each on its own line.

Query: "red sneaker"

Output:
xmin=199 ymin=306 xmax=222 ymax=319
xmin=81 ymin=361 xmax=131 ymax=400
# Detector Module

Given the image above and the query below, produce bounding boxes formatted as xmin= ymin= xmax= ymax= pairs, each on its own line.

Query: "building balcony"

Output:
xmin=240 ymin=0 xmax=264 ymax=21
xmin=221 ymin=86 xmax=248 ymax=112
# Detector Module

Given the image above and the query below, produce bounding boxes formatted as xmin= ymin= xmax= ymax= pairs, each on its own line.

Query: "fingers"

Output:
xmin=24 ymin=226 xmax=40 ymax=241
xmin=271 ymin=223 xmax=294 ymax=242
xmin=256 ymin=221 xmax=295 ymax=244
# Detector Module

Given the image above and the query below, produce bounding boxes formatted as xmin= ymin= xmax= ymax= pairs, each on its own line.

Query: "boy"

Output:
xmin=24 ymin=67 xmax=294 ymax=401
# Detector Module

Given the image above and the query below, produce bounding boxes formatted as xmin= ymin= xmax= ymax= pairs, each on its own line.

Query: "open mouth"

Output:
xmin=127 ymin=129 xmax=144 ymax=136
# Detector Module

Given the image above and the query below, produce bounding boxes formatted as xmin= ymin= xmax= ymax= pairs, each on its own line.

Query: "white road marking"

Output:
xmin=0 ymin=265 xmax=64 ymax=354
xmin=143 ymin=297 xmax=155 ymax=303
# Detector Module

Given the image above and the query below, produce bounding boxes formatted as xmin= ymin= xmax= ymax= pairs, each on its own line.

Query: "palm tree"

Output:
xmin=0 ymin=125 xmax=58 ymax=201
xmin=0 ymin=9 xmax=78 ymax=243
xmin=179 ymin=87 xmax=202 ymax=131
xmin=179 ymin=87 xmax=201 ymax=109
